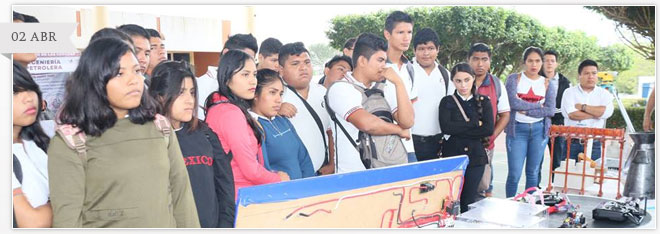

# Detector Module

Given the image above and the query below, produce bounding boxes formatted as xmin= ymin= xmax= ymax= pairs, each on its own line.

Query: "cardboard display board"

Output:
xmin=235 ymin=156 xmax=468 ymax=228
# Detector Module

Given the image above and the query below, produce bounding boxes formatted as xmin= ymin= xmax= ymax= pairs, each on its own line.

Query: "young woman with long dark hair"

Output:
xmin=204 ymin=50 xmax=290 ymax=198
xmin=438 ymin=62 xmax=494 ymax=213
xmin=12 ymin=61 xmax=52 ymax=228
xmin=48 ymin=37 xmax=199 ymax=228
xmin=149 ymin=60 xmax=235 ymax=228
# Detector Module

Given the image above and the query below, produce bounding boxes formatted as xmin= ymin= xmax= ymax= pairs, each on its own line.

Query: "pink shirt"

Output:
xmin=205 ymin=94 xmax=281 ymax=198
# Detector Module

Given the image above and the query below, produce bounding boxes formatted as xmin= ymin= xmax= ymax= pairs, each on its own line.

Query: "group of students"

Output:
xmin=12 ymin=10 xmax=618 ymax=228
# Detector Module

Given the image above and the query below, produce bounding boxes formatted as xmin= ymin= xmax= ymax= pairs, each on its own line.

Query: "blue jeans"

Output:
xmin=538 ymin=136 xmax=566 ymax=185
xmin=407 ymin=152 xmax=418 ymax=163
xmin=505 ymin=121 xmax=547 ymax=198
xmin=569 ymin=140 xmax=602 ymax=161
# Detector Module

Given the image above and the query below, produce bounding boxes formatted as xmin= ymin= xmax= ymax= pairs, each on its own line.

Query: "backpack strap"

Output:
xmin=153 ymin=114 xmax=172 ymax=147
xmin=405 ymin=63 xmax=415 ymax=88
xmin=438 ymin=64 xmax=450 ymax=95
xmin=325 ymin=81 xmax=359 ymax=150
xmin=491 ymin=74 xmax=502 ymax=103
xmin=55 ymin=124 xmax=88 ymax=169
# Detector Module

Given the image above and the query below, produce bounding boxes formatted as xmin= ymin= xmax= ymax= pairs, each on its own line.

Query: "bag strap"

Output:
xmin=438 ymin=64 xmax=450 ymax=95
xmin=13 ymin=154 xmax=23 ymax=183
xmin=286 ymin=85 xmax=330 ymax=166
xmin=451 ymin=95 xmax=470 ymax=122
xmin=324 ymin=93 xmax=359 ymax=150
xmin=55 ymin=124 xmax=88 ymax=169
xmin=153 ymin=114 xmax=172 ymax=148
xmin=491 ymin=74 xmax=502 ymax=104
xmin=405 ymin=62 xmax=415 ymax=88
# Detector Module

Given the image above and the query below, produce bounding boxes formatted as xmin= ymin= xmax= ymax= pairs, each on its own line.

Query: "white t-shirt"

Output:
xmin=515 ymin=72 xmax=546 ymax=123
xmin=282 ymin=83 xmax=331 ymax=171
xmin=327 ymin=72 xmax=398 ymax=173
xmin=561 ymin=85 xmax=614 ymax=128
xmin=410 ymin=59 xmax=456 ymax=136
xmin=13 ymin=140 xmax=49 ymax=208
xmin=384 ymin=61 xmax=418 ymax=153
xmin=196 ymin=66 xmax=219 ymax=120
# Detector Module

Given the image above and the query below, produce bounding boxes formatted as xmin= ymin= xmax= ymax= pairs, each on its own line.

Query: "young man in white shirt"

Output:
xmin=277 ymin=42 xmax=335 ymax=175
xmin=383 ymin=10 xmax=418 ymax=162
xmin=117 ymin=24 xmax=151 ymax=78
xmin=257 ymin=37 xmax=282 ymax=72
xmin=145 ymin=29 xmax=168 ymax=78
xmin=326 ymin=33 xmax=414 ymax=173
xmin=196 ymin=33 xmax=258 ymax=120
xmin=410 ymin=28 xmax=455 ymax=161
xmin=561 ymin=59 xmax=614 ymax=161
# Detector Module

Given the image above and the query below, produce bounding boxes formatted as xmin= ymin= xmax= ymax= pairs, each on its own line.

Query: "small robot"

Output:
xmin=559 ymin=210 xmax=588 ymax=228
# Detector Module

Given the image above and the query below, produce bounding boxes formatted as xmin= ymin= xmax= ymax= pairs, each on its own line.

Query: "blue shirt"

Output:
xmin=255 ymin=114 xmax=315 ymax=179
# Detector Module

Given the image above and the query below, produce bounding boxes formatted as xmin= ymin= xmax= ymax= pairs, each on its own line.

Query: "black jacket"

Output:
xmin=175 ymin=122 xmax=235 ymax=228
xmin=438 ymin=93 xmax=494 ymax=167
xmin=552 ymin=73 xmax=571 ymax=125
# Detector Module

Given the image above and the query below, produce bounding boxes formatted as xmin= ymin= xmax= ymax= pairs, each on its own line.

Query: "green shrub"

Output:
xmin=621 ymin=98 xmax=647 ymax=108
xmin=606 ymin=106 xmax=654 ymax=131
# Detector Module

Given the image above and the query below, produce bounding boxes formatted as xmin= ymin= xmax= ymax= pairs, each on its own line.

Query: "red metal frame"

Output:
xmin=545 ymin=125 xmax=625 ymax=199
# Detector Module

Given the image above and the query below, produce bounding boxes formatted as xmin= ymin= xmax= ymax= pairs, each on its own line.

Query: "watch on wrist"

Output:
xmin=581 ymin=104 xmax=587 ymax=112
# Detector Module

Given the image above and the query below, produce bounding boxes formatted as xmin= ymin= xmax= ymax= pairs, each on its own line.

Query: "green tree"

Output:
xmin=308 ymin=43 xmax=340 ymax=76
xmin=586 ymin=6 xmax=655 ymax=60
xmin=326 ymin=6 xmax=611 ymax=82
xmin=597 ymin=44 xmax=634 ymax=72
xmin=614 ymin=51 xmax=656 ymax=94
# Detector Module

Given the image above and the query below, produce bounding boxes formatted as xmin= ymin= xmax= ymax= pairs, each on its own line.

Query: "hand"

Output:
xmin=518 ymin=111 xmax=527 ymax=115
xmin=643 ymin=117 xmax=654 ymax=132
xmin=382 ymin=67 xmax=403 ymax=85
xmin=398 ymin=128 xmax=411 ymax=140
xmin=574 ymin=103 xmax=583 ymax=111
xmin=478 ymin=120 xmax=483 ymax=127
xmin=278 ymin=102 xmax=297 ymax=118
xmin=277 ymin=171 xmax=290 ymax=182
xmin=317 ymin=164 xmax=335 ymax=175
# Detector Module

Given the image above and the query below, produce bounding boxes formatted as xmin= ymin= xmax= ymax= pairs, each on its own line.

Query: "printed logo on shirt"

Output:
xmin=518 ymin=87 xmax=544 ymax=103
xmin=184 ymin=155 xmax=213 ymax=166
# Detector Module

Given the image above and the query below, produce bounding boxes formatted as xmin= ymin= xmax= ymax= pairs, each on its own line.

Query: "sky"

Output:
xmin=88 ymin=5 xmax=623 ymax=47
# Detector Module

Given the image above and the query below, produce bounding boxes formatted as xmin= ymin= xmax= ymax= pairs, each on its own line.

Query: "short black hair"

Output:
xmin=352 ymin=33 xmax=388 ymax=68
xmin=90 ymin=27 xmax=134 ymax=45
xmin=343 ymin=37 xmax=357 ymax=50
xmin=21 ymin=13 xmax=39 ymax=23
xmin=522 ymin=46 xmax=544 ymax=62
xmin=13 ymin=11 xmax=25 ymax=22
xmin=325 ymin=55 xmax=353 ymax=71
xmin=224 ymin=33 xmax=258 ymax=55
xmin=413 ymin=27 xmax=440 ymax=50
xmin=278 ymin=42 xmax=309 ymax=66
xmin=259 ymin=37 xmax=283 ymax=57
xmin=117 ymin=24 xmax=151 ymax=40
xmin=384 ymin=10 xmax=413 ymax=33
xmin=578 ymin=59 xmax=598 ymax=74
xmin=146 ymin=28 xmax=161 ymax=39
xmin=468 ymin=43 xmax=491 ymax=59
xmin=544 ymin=50 xmax=559 ymax=61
